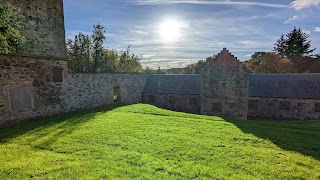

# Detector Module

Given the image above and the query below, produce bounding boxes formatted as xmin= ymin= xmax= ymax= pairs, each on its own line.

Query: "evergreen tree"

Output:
xmin=273 ymin=35 xmax=287 ymax=57
xmin=274 ymin=27 xmax=315 ymax=57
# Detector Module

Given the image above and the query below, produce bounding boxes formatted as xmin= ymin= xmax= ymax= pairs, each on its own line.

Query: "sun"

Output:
xmin=159 ymin=20 xmax=182 ymax=43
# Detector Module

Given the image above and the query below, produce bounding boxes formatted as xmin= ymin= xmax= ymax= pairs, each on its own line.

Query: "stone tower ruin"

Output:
xmin=0 ymin=0 xmax=68 ymax=126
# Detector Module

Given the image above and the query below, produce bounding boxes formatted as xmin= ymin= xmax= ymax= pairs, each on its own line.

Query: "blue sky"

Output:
xmin=63 ymin=0 xmax=320 ymax=69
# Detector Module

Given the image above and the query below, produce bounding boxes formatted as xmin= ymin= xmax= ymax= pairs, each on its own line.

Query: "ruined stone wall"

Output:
xmin=0 ymin=55 xmax=148 ymax=127
xmin=1 ymin=0 xmax=66 ymax=59
xmin=142 ymin=93 xmax=200 ymax=114
xmin=248 ymin=97 xmax=320 ymax=120
xmin=201 ymin=49 xmax=249 ymax=120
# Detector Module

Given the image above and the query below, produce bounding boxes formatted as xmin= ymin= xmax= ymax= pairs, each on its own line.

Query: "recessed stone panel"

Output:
xmin=280 ymin=101 xmax=291 ymax=110
xmin=169 ymin=96 xmax=176 ymax=104
xmin=8 ymin=87 xmax=34 ymax=111
xmin=148 ymin=95 xmax=156 ymax=103
xmin=315 ymin=103 xmax=320 ymax=112
xmin=212 ymin=102 xmax=222 ymax=113
xmin=53 ymin=66 xmax=63 ymax=82
xmin=189 ymin=97 xmax=197 ymax=105
xmin=248 ymin=100 xmax=258 ymax=110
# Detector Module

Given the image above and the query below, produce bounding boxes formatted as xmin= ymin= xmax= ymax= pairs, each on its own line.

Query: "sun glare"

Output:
xmin=159 ymin=20 xmax=182 ymax=43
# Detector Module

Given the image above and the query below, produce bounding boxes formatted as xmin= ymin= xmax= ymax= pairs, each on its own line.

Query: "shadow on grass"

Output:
xmin=0 ymin=103 xmax=127 ymax=145
xmin=227 ymin=119 xmax=320 ymax=160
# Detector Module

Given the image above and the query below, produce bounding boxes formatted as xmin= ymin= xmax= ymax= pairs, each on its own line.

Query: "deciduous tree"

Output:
xmin=244 ymin=52 xmax=296 ymax=73
xmin=66 ymin=24 xmax=143 ymax=73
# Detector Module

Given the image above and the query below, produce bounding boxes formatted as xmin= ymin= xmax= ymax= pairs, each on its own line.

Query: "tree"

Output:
xmin=91 ymin=24 xmax=106 ymax=72
xmin=289 ymin=55 xmax=320 ymax=73
xmin=244 ymin=52 xmax=296 ymax=73
xmin=274 ymin=27 xmax=316 ymax=57
xmin=0 ymin=7 xmax=26 ymax=54
xmin=66 ymin=33 xmax=92 ymax=72
xmin=66 ymin=24 xmax=143 ymax=73
xmin=179 ymin=55 xmax=214 ymax=74
xmin=118 ymin=45 xmax=143 ymax=73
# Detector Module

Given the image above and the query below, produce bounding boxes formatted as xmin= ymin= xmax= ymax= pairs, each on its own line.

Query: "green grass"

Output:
xmin=0 ymin=104 xmax=319 ymax=179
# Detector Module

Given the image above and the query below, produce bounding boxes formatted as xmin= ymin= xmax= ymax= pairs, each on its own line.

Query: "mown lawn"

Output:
xmin=0 ymin=104 xmax=319 ymax=179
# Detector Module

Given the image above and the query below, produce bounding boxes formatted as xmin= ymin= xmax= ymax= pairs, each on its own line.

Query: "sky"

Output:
xmin=63 ymin=0 xmax=320 ymax=69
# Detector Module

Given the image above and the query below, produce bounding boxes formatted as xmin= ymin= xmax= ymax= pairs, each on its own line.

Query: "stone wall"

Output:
xmin=65 ymin=73 xmax=149 ymax=112
xmin=1 ymin=0 xmax=66 ymax=59
xmin=201 ymin=48 xmax=249 ymax=120
xmin=0 ymin=55 xmax=148 ymax=127
xmin=248 ymin=97 xmax=320 ymax=120
xmin=142 ymin=93 xmax=200 ymax=114
xmin=0 ymin=54 xmax=68 ymax=126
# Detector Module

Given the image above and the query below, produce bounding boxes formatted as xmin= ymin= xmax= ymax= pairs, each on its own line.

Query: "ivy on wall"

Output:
xmin=0 ymin=6 xmax=26 ymax=54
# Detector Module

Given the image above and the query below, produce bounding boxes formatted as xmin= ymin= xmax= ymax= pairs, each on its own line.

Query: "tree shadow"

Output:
xmin=227 ymin=119 xmax=320 ymax=160
xmin=0 ymin=103 xmax=127 ymax=145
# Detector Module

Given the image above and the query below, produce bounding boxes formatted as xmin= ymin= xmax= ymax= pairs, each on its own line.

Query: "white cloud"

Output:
xmin=290 ymin=0 xmax=320 ymax=10
xmin=131 ymin=0 xmax=288 ymax=8
xmin=285 ymin=15 xmax=299 ymax=24
xmin=284 ymin=10 xmax=311 ymax=24
xmin=315 ymin=27 xmax=320 ymax=32
xmin=141 ymin=59 xmax=200 ymax=69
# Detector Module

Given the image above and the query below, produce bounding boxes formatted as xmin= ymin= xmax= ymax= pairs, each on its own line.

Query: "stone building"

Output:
xmin=201 ymin=48 xmax=249 ymax=120
xmin=142 ymin=75 xmax=201 ymax=114
xmin=141 ymin=49 xmax=320 ymax=121
xmin=1 ymin=0 xmax=320 ymax=127
xmin=0 ymin=0 xmax=68 ymax=126
xmin=248 ymin=74 xmax=320 ymax=120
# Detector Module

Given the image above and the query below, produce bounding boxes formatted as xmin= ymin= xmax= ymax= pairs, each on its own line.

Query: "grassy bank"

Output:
xmin=0 ymin=104 xmax=319 ymax=179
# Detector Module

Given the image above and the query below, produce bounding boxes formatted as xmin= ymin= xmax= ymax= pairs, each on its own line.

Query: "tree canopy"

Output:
xmin=0 ymin=6 xmax=26 ymax=54
xmin=67 ymin=24 xmax=143 ymax=73
xmin=243 ymin=27 xmax=320 ymax=73
xmin=274 ymin=27 xmax=316 ymax=57
xmin=244 ymin=52 xmax=296 ymax=73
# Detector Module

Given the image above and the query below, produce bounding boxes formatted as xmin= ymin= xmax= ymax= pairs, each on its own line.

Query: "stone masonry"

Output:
xmin=143 ymin=93 xmax=200 ymax=114
xmin=0 ymin=0 xmax=67 ymax=59
xmin=201 ymin=48 xmax=249 ymax=120
xmin=0 ymin=1 xmax=149 ymax=127
xmin=248 ymin=97 xmax=320 ymax=120
xmin=0 ymin=54 xmax=67 ymax=126
xmin=1 ymin=0 xmax=320 ymax=127
xmin=0 ymin=57 xmax=148 ymax=126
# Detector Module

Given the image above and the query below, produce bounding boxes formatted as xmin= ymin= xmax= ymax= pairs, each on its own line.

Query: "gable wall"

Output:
xmin=201 ymin=49 xmax=249 ymax=120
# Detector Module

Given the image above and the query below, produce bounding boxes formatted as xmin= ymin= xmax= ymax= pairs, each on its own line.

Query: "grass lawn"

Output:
xmin=0 ymin=104 xmax=319 ymax=179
